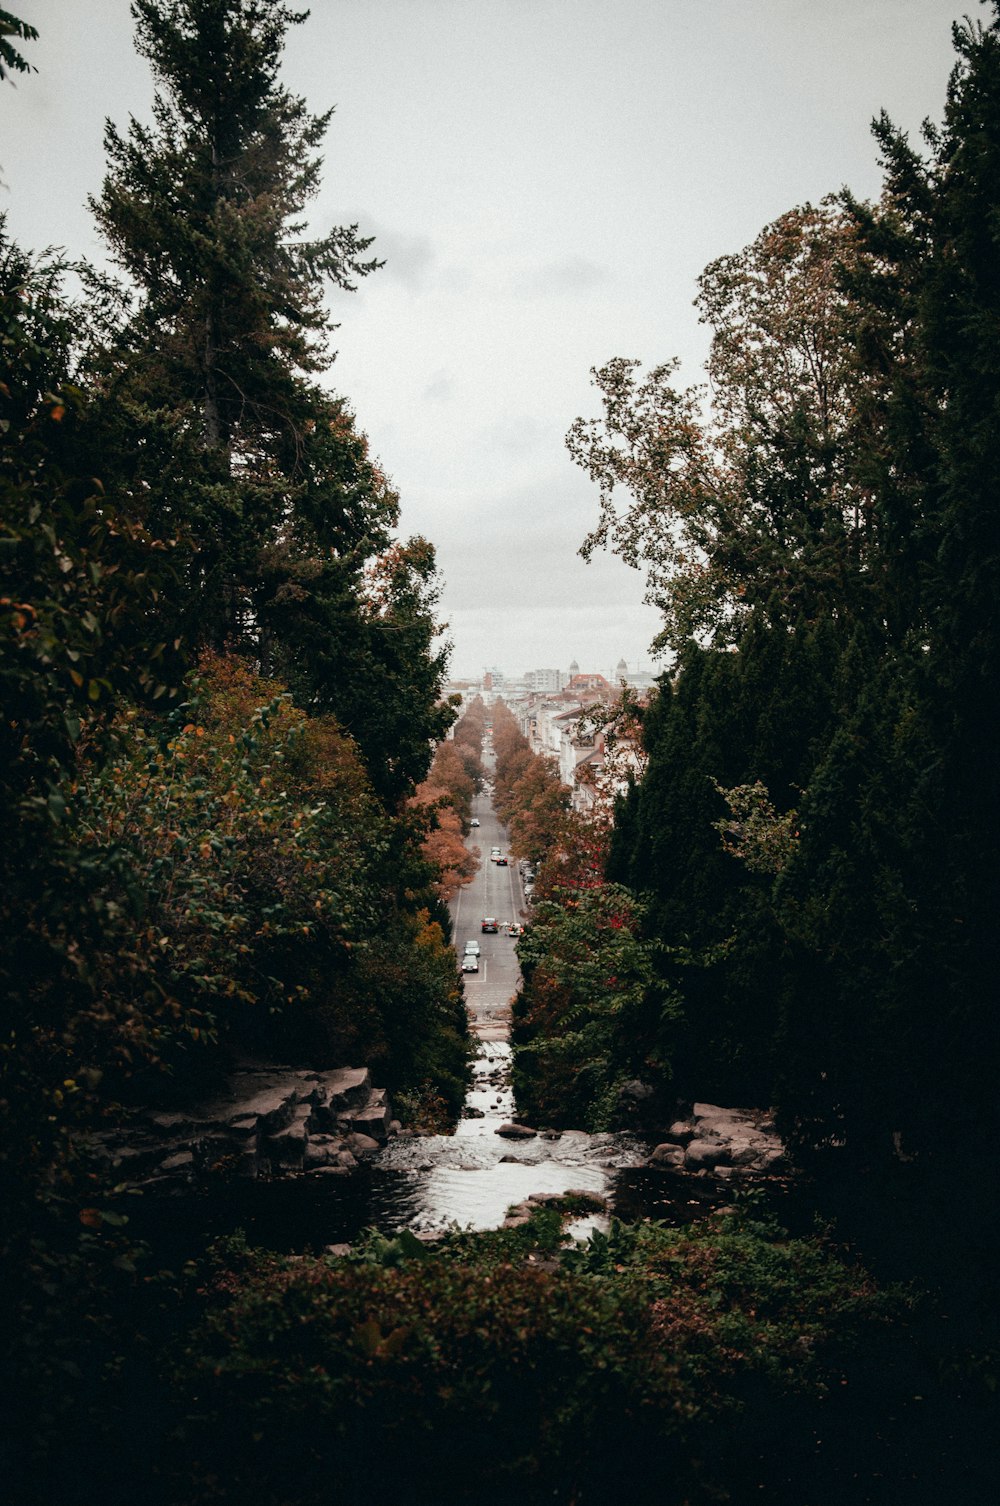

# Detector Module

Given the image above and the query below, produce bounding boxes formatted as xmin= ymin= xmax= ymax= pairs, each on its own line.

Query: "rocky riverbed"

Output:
xmin=95 ymin=1045 xmax=792 ymax=1247
xmin=91 ymin=1062 xmax=400 ymax=1190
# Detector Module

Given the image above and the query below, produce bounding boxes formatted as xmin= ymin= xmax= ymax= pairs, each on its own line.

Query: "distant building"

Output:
xmin=524 ymin=667 xmax=564 ymax=692
xmin=566 ymin=671 xmax=612 ymax=695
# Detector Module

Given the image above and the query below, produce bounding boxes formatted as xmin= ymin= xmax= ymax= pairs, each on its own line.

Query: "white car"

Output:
xmin=464 ymin=940 xmax=481 ymax=956
xmin=461 ymin=955 xmax=479 ymax=973
xmin=470 ymin=817 xmax=480 ymax=827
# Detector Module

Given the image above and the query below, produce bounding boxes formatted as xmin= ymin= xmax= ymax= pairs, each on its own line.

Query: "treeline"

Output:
xmin=2 ymin=0 xmax=474 ymax=1445
xmin=530 ymin=12 xmax=1000 ymax=1186
xmin=410 ymin=696 xmax=488 ymax=899
xmin=488 ymin=705 xmax=674 ymax=1130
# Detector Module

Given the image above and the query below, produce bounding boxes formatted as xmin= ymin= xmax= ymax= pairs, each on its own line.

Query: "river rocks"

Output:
xmin=683 ymin=1136 xmax=725 ymax=1171
xmin=502 ymin=1189 xmax=608 ymax=1228
xmin=645 ymin=1102 xmax=788 ymax=1178
xmin=89 ymin=1061 xmax=396 ymax=1186
xmin=495 ymin=1122 xmax=537 ymax=1139
xmin=647 ymin=1143 xmax=685 ymax=1168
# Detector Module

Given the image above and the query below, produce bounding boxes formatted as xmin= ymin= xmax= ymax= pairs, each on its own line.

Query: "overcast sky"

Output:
xmin=4 ymin=0 xmax=967 ymax=678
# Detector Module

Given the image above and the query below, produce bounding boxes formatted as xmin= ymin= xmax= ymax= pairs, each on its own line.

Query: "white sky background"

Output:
xmin=4 ymin=0 xmax=966 ymax=678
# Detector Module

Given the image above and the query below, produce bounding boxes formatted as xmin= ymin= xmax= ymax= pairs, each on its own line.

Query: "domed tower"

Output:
xmin=568 ymin=658 xmax=579 ymax=678
xmin=616 ymin=657 xmax=629 ymax=682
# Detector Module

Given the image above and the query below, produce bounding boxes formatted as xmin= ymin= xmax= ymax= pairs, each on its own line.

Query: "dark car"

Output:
xmin=461 ymin=955 xmax=479 ymax=973
xmin=481 ymin=916 xmax=498 ymax=933
xmin=495 ymin=855 xmax=508 ymax=866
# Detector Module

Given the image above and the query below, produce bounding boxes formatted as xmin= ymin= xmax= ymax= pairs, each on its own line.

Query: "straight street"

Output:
xmin=449 ymin=754 xmax=527 ymax=1041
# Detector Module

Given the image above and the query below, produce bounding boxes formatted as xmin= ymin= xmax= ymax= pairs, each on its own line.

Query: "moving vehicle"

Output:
xmin=481 ymin=916 xmax=498 ymax=933
xmin=461 ymin=955 xmax=479 ymax=973
xmin=464 ymin=940 xmax=481 ymax=956
xmin=470 ymin=818 xmax=480 ymax=827
xmin=495 ymin=855 xmax=508 ymax=866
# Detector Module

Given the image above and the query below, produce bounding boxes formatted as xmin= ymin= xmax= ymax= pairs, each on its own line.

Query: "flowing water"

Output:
xmin=376 ymin=1040 xmax=644 ymax=1232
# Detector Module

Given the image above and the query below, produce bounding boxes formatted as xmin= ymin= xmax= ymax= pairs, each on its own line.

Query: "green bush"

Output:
xmin=164 ymin=1205 xmax=908 ymax=1505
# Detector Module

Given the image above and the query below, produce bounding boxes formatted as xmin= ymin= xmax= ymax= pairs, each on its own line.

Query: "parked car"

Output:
xmin=464 ymin=940 xmax=481 ymax=956
xmin=481 ymin=916 xmax=498 ymax=933
xmin=461 ymin=955 xmax=479 ymax=973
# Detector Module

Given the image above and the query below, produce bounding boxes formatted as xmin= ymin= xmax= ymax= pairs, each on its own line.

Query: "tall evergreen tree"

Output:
xmin=93 ymin=0 xmax=377 ymax=456
xmin=88 ymin=1 xmax=456 ymax=798
xmin=90 ymin=0 xmax=381 ymax=645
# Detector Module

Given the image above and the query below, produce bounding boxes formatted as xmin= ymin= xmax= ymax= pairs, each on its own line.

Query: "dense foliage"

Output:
xmin=2 ymin=9 xmax=468 ymax=1478
xmin=562 ymin=12 xmax=1000 ymax=1184
xmin=6 ymin=1198 xmax=913 ymax=1506
xmin=486 ymin=704 xmax=675 ymax=1127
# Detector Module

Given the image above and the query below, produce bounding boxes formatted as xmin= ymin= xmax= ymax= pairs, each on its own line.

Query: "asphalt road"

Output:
xmin=449 ymin=748 xmax=528 ymax=1042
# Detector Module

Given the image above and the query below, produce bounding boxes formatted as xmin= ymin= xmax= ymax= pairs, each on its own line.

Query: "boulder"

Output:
xmin=684 ymin=1138 xmax=726 ymax=1171
xmin=263 ymin=1102 xmax=312 ymax=1167
xmin=304 ymin=1136 xmax=339 ymax=1169
xmin=346 ymin=1100 xmax=392 ymax=1143
xmin=296 ymin=1067 xmax=373 ymax=1134
xmin=496 ymin=1122 xmax=537 ymax=1139
xmin=346 ymin=1131 xmax=380 ymax=1154
xmin=647 ymin=1143 xmax=685 ymax=1168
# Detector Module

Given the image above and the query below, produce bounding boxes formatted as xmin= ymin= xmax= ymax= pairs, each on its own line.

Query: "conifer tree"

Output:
xmin=91 ymin=0 xmax=382 ymax=645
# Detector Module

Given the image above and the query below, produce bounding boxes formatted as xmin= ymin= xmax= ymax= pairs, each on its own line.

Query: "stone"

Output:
xmin=665 ymin=1120 xmax=696 ymax=1145
xmin=346 ymin=1131 xmax=380 ymax=1154
xmin=684 ymin=1138 xmax=726 ymax=1171
xmin=305 ymin=1067 xmax=372 ymax=1130
xmin=647 ymin=1144 xmax=685 ymax=1167
xmin=335 ymin=1150 xmax=358 ymax=1170
xmin=347 ymin=1103 xmax=392 ymax=1142
xmin=498 ymin=1154 xmax=529 ymax=1164
xmin=324 ymin=1243 xmax=353 ymax=1257
xmin=159 ymin=1150 xmax=194 ymax=1172
xmin=146 ymin=1111 xmax=191 ymax=1132
xmin=496 ymin=1122 xmax=537 ymax=1139
xmin=263 ymin=1102 xmax=314 ymax=1167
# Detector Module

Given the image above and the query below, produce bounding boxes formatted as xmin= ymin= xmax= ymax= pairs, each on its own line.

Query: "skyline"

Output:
xmin=3 ymin=0 xmax=967 ymax=677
